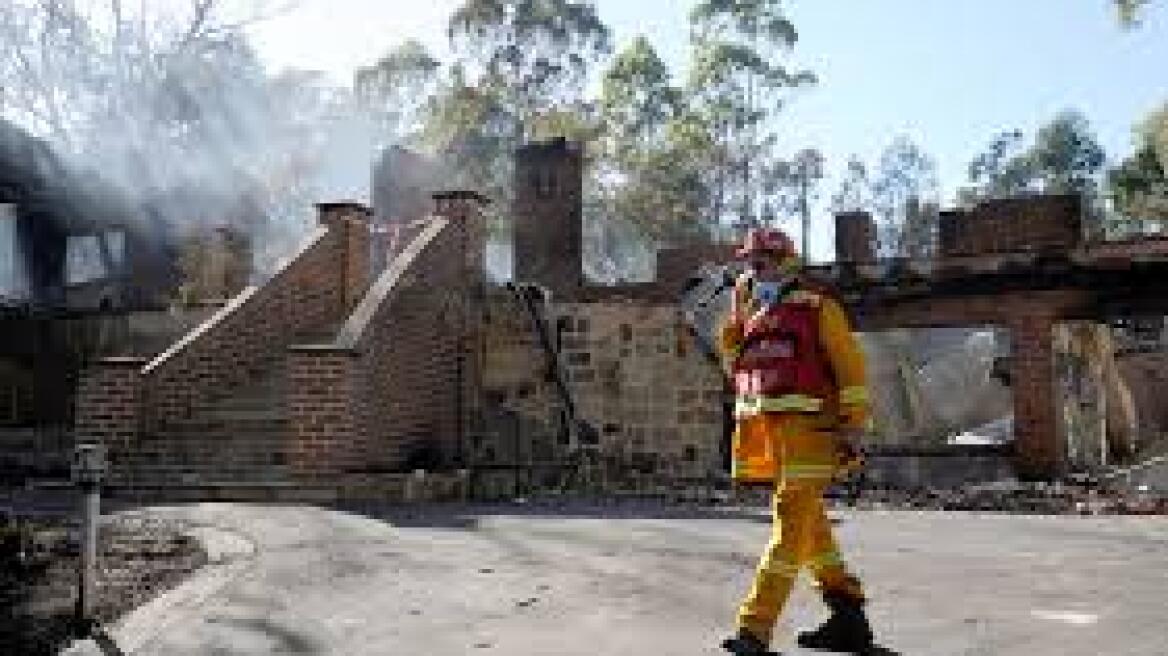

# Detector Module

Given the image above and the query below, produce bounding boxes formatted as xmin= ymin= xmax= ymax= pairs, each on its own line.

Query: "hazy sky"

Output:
xmin=246 ymin=0 xmax=1168 ymax=259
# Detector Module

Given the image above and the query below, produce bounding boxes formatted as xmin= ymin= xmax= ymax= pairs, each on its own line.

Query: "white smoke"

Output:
xmin=0 ymin=0 xmax=382 ymax=275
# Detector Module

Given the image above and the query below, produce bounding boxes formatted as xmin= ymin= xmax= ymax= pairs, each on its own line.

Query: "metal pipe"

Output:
xmin=79 ymin=480 xmax=99 ymax=620
xmin=71 ymin=442 xmax=107 ymax=631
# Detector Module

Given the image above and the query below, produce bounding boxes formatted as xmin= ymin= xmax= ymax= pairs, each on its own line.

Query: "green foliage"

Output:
xmin=448 ymin=0 xmax=612 ymax=135
xmin=1028 ymin=110 xmax=1106 ymax=195
xmin=964 ymin=129 xmax=1033 ymax=200
xmin=419 ymin=64 xmax=516 ymax=233
xmin=354 ymin=39 xmax=441 ymax=146
xmin=1109 ymin=104 xmax=1168 ymax=223
xmin=772 ymin=148 xmax=825 ymax=256
xmin=870 ymin=137 xmax=939 ymax=257
xmin=1109 ymin=143 xmax=1168 ymax=221
xmin=354 ymin=1 xmax=817 ymax=267
xmin=595 ymin=36 xmax=708 ymax=247
xmin=686 ymin=0 xmax=815 ymax=227
xmin=1139 ymin=103 xmax=1168 ymax=168
xmin=962 ymin=110 xmax=1107 ymax=203
xmin=420 ymin=0 xmax=613 ymax=240
xmin=1116 ymin=0 xmax=1152 ymax=27
xmin=600 ymin=36 xmax=679 ymax=155
xmin=830 ymin=156 xmax=872 ymax=214
xmin=828 ymin=139 xmax=938 ymax=258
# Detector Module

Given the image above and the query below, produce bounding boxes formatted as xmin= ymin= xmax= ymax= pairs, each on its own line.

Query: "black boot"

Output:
xmin=721 ymin=627 xmax=779 ymax=656
xmin=797 ymin=591 xmax=874 ymax=653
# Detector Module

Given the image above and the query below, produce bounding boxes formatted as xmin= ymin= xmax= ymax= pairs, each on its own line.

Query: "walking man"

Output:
xmin=719 ymin=227 xmax=877 ymax=655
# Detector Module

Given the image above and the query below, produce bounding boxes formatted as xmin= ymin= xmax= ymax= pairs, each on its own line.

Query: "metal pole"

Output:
xmin=79 ymin=480 xmax=99 ymax=621
xmin=71 ymin=442 xmax=106 ymax=635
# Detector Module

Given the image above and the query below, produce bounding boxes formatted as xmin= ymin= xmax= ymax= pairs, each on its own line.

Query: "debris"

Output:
xmin=822 ymin=477 xmax=1167 ymax=515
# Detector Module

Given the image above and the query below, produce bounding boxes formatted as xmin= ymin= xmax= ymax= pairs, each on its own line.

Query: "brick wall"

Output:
xmin=74 ymin=357 xmax=146 ymax=482
xmin=1009 ymin=312 xmax=1064 ymax=479
xmin=138 ymin=203 xmax=369 ymax=427
xmin=320 ymin=202 xmax=373 ymax=313
xmin=290 ymin=192 xmax=487 ymax=478
xmin=939 ymin=195 xmax=1082 ymax=257
xmin=286 ymin=346 xmax=363 ymax=479
xmin=851 ymin=289 xmax=1089 ymax=332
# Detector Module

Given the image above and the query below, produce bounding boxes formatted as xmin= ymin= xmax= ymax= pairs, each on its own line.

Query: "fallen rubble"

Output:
xmin=826 ymin=477 xmax=1168 ymax=515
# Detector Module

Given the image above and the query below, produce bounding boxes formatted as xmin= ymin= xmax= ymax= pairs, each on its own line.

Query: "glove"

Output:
xmin=834 ymin=429 xmax=866 ymax=476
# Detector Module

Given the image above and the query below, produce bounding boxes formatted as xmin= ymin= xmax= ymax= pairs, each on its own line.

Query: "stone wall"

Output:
xmin=1118 ymin=351 xmax=1168 ymax=440
xmin=478 ymin=292 xmax=728 ymax=481
xmin=513 ymin=138 xmax=584 ymax=299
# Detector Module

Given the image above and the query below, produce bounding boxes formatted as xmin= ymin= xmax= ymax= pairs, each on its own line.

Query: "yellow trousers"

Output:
xmin=734 ymin=417 xmax=866 ymax=644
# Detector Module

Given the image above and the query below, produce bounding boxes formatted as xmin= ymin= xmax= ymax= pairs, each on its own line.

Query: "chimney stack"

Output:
xmin=512 ymin=138 xmax=583 ymax=299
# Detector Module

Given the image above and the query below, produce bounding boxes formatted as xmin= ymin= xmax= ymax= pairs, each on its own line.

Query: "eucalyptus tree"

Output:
xmin=447 ymin=0 xmax=612 ymax=143
xmin=772 ymin=147 xmax=824 ymax=258
xmin=686 ymin=0 xmax=815 ymax=229
xmin=354 ymin=39 xmax=442 ymax=148
xmin=870 ymin=137 xmax=939 ymax=258
xmin=1109 ymin=105 xmax=1168 ymax=225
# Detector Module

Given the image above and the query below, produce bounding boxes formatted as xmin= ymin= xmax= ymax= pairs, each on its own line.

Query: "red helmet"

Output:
xmin=735 ymin=227 xmax=797 ymax=260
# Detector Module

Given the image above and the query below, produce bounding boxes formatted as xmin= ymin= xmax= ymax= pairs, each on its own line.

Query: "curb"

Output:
xmin=61 ymin=520 xmax=257 ymax=655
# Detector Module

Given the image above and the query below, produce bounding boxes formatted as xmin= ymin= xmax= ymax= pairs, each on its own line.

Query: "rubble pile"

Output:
xmin=826 ymin=478 xmax=1168 ymax=515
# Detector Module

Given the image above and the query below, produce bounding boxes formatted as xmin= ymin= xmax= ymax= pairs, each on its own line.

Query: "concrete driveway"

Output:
xmin=68 ymin=502 xmax=1168 ymax=656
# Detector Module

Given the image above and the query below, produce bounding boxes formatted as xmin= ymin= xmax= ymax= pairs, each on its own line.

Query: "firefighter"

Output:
xmin=718 ymin=227 xmax=877 ymax=655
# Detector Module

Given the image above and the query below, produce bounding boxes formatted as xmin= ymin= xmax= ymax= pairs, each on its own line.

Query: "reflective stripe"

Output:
xmin=761 ymin=545 xmax=800 ymax=577
xmin=732 ymin=460 xmax=771 ymax=481
xmin=783 ymin=464 xmax=837 ymax=480
xmin=735 ymin=394 xmax=824 ymax=417
xmin=784 ymin=461 xmax=836 ymax=471
xmin=839 ymin=386 xmax=870 ymax=406
xmin=807 ymin=550 xmax=845 ymax=573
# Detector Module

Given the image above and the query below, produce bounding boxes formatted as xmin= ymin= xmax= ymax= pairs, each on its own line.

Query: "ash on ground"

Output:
xmin=0 ymin=511 xmax=207 ymax=656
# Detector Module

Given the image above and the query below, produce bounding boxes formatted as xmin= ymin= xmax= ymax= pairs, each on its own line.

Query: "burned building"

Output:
xmin=55 ymin=134 xmax=1168 ymax=503
xmin=0 ymin=120 xmax=254 ymax=476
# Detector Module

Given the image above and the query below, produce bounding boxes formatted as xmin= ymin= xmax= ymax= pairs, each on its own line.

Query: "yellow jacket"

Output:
xmin=718 ymin=277 xmax=871 ymax=483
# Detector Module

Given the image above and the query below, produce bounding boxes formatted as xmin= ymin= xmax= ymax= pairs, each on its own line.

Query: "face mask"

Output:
xmin=752 ymin=275 xmax=798 ymax=305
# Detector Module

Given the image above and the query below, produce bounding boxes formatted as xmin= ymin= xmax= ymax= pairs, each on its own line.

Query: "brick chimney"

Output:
xmin=513 ymin=137 xmax=583 ymax=299
xmin=834 ymin=211 xmax=876 ymax=263
xmin=317 ymin=201 xmax=372 ymax=314
xmin=433 ymin=190 xmax=489 ymax=291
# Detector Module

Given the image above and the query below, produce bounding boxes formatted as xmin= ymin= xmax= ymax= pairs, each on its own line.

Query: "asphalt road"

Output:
xmin=74 ymin=502 xmax=1168 ymax=656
